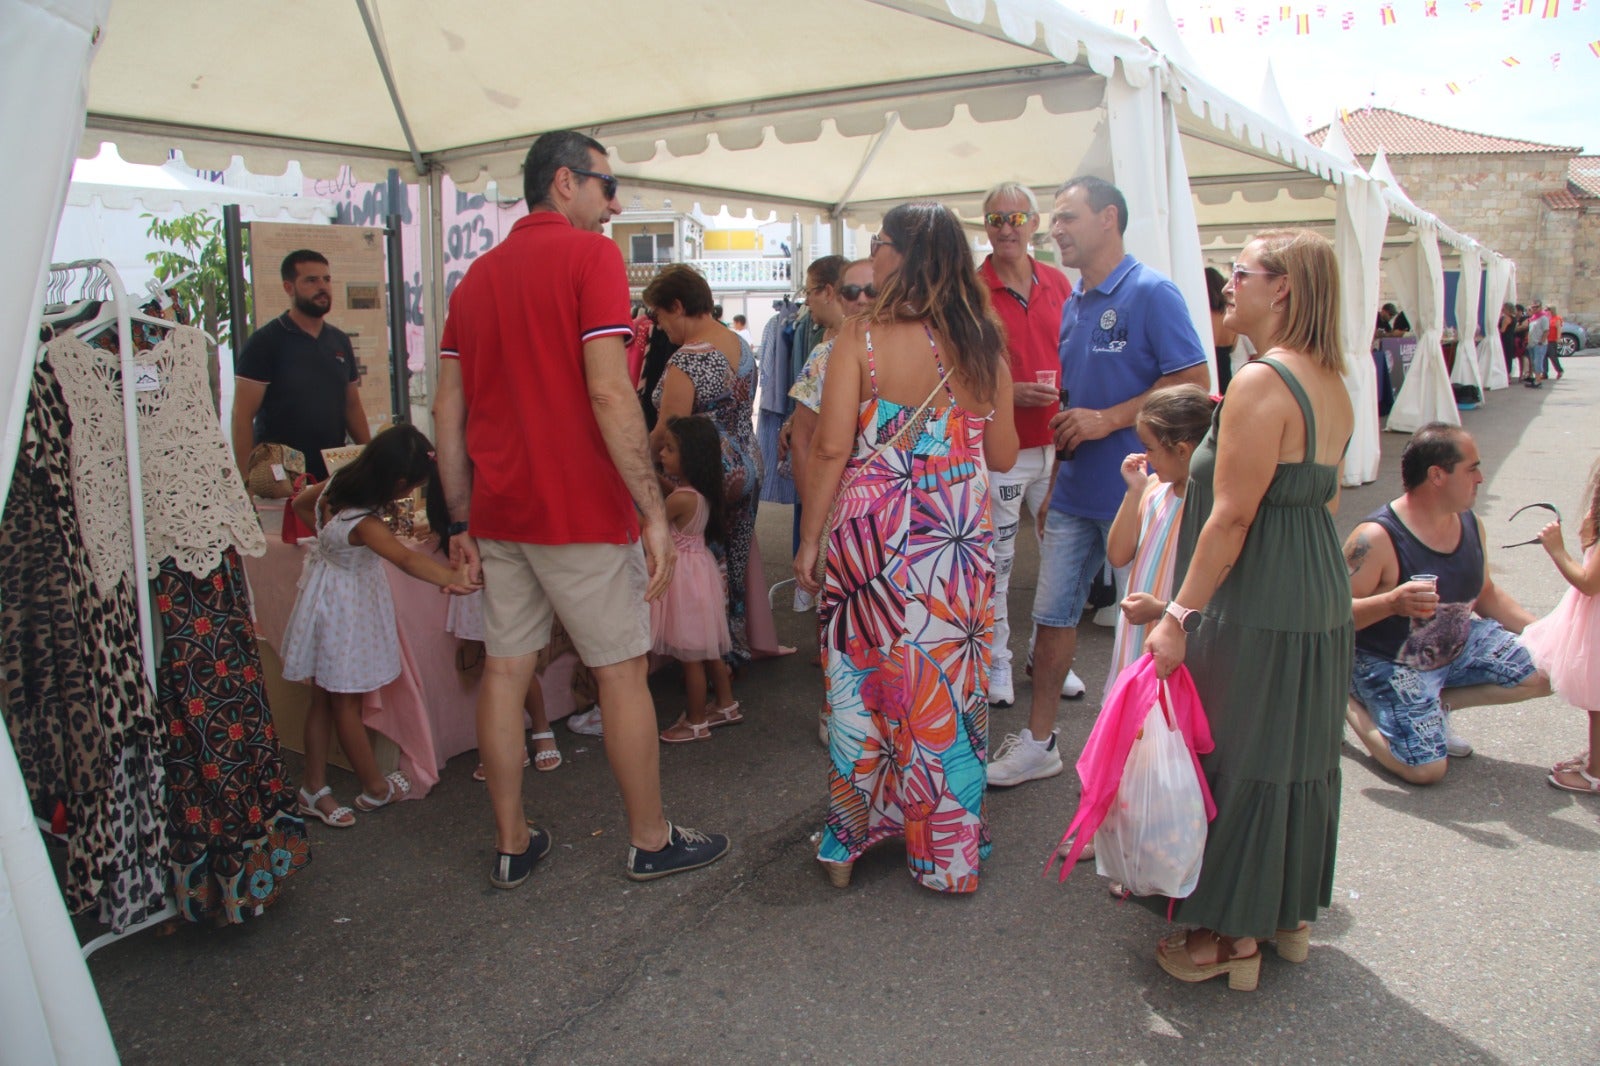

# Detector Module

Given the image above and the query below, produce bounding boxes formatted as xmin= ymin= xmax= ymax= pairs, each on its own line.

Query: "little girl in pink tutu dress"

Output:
xmin=652 ymin=416 xmax=740 ymax=743
xmin=1521 ymin=458 xmax=1600 ymax=794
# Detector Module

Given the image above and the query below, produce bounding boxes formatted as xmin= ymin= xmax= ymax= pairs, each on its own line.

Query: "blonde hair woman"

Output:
xmin=1140 ymin=229 xmax=1354 ymax=990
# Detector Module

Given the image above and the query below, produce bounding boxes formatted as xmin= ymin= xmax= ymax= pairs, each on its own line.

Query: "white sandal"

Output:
xmin=1548 ymin=766 xmax=1600 ymax=794
xmin=530 ymin=730 xmax=562 ymax=772
xmin=354 ymin=770 xmax=411 ymax=811
xmin=297 ymin=785 xmax=355 ymax=828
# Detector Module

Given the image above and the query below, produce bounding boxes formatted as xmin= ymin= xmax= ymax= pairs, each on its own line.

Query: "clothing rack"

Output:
xmin=36 ymin=259 xmax=176 ymax=954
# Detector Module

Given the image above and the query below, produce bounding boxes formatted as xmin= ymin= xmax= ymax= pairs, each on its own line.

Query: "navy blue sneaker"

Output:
xmin=626 ymin=823 xmax=730 ymax=881
xmin=490 ymin=823 xmax=552 ymax=889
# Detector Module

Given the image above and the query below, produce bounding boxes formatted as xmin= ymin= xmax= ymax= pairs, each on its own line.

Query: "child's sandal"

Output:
xmin=660 ymin=715 xmax=712 ymax=744
xmin=297 ymin=785 xmax=355 ymax=828
xmin=530 ymin=730 xmax=563 ymax=772
xmin=703 ymin=701 xmax=744 ymax=728
xmin=355 ymin=770 xmax=411 ymax=811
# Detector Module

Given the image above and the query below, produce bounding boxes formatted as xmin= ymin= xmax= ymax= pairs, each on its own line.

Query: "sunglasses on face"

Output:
xmin=568 ymin=166 xmax=619 ymax=200
xmin=984 ymin=211 xmax=1032 ymax=228
xmin=1229 ymin=262 xmax=1282 ymax=285
xmin=839 ymin=283 xmax=878 ymax=301
xmin=870 ymin=235 xmax=895 ymax=254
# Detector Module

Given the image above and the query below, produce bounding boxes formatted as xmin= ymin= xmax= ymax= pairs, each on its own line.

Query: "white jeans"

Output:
xmin=987 ymin=444 xmax=1053 ymax=670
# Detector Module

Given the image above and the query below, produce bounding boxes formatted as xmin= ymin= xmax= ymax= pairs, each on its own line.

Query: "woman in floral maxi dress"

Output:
xmin=795 ymin=202 xmax=1018 ymax=892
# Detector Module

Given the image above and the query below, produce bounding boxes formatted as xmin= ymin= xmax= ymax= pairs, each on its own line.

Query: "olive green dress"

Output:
xmin=1146 ymin=358 xmax=1353 ymax=938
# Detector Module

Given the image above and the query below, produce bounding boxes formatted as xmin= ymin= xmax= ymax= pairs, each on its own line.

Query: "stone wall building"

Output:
xmin=1309 ymin=109 xmax=1596 ymax=337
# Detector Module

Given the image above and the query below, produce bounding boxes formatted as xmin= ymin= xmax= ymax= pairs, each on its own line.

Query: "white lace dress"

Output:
xmin=279 ymin=507 xmax=401 ymax=693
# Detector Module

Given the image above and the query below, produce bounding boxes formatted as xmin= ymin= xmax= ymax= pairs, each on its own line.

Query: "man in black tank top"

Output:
xmin=1342 ymin=425 xmax=1549 ymax=785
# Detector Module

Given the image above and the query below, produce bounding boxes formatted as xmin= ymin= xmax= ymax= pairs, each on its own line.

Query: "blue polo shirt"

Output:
xmin=1051 ymin=254 xmax=1207 ymax=520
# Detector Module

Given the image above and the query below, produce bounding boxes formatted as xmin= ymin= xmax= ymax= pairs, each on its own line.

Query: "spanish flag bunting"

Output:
xmin=1519 ymin=0 xmax=1535 ymax=13
xmin=1211 ymin=14 xmax=1227 ymax=31
xmin=1380 ymin=3 xmax=1397 ymax=23
xmin=1465 ymin=0 xmax=1482 ymax=10
xmin=1589 ymin=38 xmax=1600 ymax=56
xmin=1503 ymin=54 xmax=1521 ymax=65
xmin=1425 ymin=0 xmax=1438 ymax=13
xmin=1542 ymin=0 xmax=1559 ymax=14
xmin=1280 ymin=4 xmax=1293 ymax=18
xmin=1297 ymin=12 xmax=1312 ymax=30
xmin=1446 ymin=81 xmax=1462 ymax=94
xmin=1112 ymin=8 xmax=1125 ymax=23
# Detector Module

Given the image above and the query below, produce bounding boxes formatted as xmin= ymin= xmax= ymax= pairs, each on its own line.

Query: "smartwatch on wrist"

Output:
xmin=446 ymin=521 xmax=470 ymax=537
xmin=1164 ymin=600 xmax=1203 ymax=634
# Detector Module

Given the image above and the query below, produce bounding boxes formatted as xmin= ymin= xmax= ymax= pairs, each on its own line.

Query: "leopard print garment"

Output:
xmin=0 ymin=354 xmax=170 ymax=931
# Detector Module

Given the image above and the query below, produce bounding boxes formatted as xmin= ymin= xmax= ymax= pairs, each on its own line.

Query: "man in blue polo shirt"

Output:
xmin=988 ymin=175 xmax=1210 ymax=788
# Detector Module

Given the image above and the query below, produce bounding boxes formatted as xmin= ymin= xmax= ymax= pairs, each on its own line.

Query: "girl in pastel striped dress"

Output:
xmin=1103 ymin=385 xmax=1218 ymax=700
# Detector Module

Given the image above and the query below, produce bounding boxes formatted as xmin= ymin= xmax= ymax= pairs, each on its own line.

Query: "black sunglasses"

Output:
xmin=839 ymin=284 xmax=878 ymax=301
xmin=569 ymin=166 xmax=618 ymax=200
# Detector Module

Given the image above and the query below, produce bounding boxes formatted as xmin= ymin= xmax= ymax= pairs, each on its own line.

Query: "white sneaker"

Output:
xmin=793 ymin=587 xmax=816 ymax=613
xmin=986 ymin=727 xmax=1064 ymax=787
xmin=566 ymin=705 xmax=604 ymax=737
xmin=989 ymin=660 xmax=1015 ymax=707
xmin=1060 ymin=670 xmax=1086 ymax=700
xmin=1442 ymin=708 xmax=1472 ymax=758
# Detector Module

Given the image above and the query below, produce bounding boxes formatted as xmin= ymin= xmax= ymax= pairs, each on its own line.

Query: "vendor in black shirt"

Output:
xmin=232 ymin=249 xmax=372 ymax=482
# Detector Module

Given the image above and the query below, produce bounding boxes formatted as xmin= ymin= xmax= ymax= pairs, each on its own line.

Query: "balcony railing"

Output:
xmin=626 ymin=257 xmax=793 ymax=290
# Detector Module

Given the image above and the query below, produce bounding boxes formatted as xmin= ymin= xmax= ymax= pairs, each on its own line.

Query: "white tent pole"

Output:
xmin=355 ymin=0 xmax=426 ymax=177
xmin=417 ymin=169 xmax=444 ymax=437
xmin=830 ymin=113 xmax=898 ymax=217
xmin=0 ymin=0 xmax=119 ymax=1058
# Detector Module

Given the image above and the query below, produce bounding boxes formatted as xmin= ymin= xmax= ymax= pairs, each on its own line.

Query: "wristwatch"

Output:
xmin=1164 ymin=600 xmax=1203 ymax=634
xmin=446 ymin=521 xmax=470 ymax=537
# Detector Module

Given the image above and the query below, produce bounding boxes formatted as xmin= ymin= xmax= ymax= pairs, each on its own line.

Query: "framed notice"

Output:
xmin=247 ymin=221 xmax=393 ymax=428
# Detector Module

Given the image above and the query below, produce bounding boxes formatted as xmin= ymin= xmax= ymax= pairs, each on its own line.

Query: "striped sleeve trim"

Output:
xmin=581 ymin=324 xmax=634 ymax=343
xmin=440 ymin=347 xmax=460 ymax=360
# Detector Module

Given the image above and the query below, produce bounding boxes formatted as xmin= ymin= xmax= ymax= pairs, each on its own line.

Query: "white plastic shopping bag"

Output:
xmin=1093 ymin=682 xmax=1208 ymax=898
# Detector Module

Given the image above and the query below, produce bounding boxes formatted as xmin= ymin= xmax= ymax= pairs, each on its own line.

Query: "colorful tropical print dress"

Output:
xmin=817 ymin=330 xmax=996 ymax=893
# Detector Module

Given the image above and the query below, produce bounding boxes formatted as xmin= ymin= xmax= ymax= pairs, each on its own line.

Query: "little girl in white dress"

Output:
xmin=283 ymin=425 xmax=478 ymax=827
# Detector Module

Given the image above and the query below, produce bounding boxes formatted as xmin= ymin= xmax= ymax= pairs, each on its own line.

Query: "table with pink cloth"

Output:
xmin=243 ymin=501 xmax=791 ymax=798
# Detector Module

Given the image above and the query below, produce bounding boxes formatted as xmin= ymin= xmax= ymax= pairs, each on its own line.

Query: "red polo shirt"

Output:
xmin=440 ymin=212 xmax=636 ymax=544
xmin=980 ymin=255 xmax=1072 ymax=449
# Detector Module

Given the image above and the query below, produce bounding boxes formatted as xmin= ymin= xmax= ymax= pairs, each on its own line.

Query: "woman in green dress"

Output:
xmin=1142 ymin=230 xmax=1355 ymax=992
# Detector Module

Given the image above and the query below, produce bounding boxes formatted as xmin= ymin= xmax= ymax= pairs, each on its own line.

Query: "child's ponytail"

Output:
xmin=666 ymin=415 xmax=727 ymax=545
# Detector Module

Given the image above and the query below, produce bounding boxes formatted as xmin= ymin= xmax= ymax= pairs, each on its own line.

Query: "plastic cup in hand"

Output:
xmin=1035 ymin=369 xmax=1058 ymax=389
xmin=1409 ymin=573 xmax=1438 ymax=618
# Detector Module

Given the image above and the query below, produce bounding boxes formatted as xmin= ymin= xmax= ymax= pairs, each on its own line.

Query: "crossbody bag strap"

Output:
xmin=834 ymin=367 xmax=952 ymax=496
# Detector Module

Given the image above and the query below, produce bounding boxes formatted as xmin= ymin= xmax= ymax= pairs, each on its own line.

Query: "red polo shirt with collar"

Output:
xmin=980 ymin=254 xmax=1072 ymax=449
xmin=440 ymin=212 xmax=637 ymax=544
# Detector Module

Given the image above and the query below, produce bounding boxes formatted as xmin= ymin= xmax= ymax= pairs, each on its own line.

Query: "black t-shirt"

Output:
xmin=236 ymin=312 xmax=359 ymax=479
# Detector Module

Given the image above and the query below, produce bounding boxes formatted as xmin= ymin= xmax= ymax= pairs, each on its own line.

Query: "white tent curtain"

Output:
xmin=1450 ymin=245 xmax=1484 ymax=398
xmin=1482 ymin=253 xmax=1512 ymax=389
xmin=1387 ymin=226 xmax=1459 ymax=433
xmin=1334 ymin=170 xmax=1386 ymax=485
xmin=0 ymin=0 xmax=121 ymax=1062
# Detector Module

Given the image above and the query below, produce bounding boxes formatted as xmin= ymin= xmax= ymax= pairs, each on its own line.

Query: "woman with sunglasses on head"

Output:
xmin=795 ymin=202 xmax=1018 ymax=892
xmin=1138 ymin=231 xmax=1354 ymax=991
xmin=644 ymin=264 xmax=781 ymax=665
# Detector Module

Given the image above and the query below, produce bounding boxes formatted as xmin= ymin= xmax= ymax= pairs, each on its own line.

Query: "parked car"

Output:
xmin=1556 ymin=322 xmax=1588 ymax=359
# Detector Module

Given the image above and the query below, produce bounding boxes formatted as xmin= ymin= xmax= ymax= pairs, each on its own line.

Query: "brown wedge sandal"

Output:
xmin=1268 ymin=923 xmax=1310 ymax=964
xmin=1157 ymin=931 xmax=1261 ymax=991
xmin=819 ymin=858 xmax=853 ymax=888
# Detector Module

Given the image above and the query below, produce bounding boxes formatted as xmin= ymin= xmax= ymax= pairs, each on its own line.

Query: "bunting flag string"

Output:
xmin=1093 ymin=2 xmax=1597 ymax=48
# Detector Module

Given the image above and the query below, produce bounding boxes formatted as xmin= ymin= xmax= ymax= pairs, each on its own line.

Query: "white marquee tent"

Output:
xmin=1 ymin=2 xmax=1512 ymax=1060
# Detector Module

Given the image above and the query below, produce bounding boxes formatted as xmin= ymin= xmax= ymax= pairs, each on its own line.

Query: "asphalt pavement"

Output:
xmin=82 ymin=356 xmax=1599 ymax=1064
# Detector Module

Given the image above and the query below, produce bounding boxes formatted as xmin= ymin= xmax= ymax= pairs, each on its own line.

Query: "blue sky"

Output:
xmin=1065 ymin=0 xmax=1600 ymax=152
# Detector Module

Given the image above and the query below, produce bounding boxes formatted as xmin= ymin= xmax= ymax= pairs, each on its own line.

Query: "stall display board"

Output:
xmin=247 ymin=221 xmax=393 ymax=427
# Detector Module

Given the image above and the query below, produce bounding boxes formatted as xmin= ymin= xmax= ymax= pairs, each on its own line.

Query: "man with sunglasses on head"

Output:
xmin=433 ymin=130 xmax=730 ymax=889
xmin=976 ymin=183 xmax=1076 ymax=709
xmin=987 ymin=175 xmax=1209 ymax=788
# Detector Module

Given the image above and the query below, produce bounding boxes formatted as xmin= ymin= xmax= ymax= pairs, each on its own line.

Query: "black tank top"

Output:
xmin=1355 ymin=503 xmax=1484 ymax=670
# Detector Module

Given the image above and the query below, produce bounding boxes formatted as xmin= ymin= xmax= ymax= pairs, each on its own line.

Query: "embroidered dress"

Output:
xmin=1520 ymin=544 xmax=1600 ymax=710
xmin=280 ymin=507 xmax=401 ymax=693
xmin=1103 ymin=480 xmax=1183 ymax=700
xmin=650 ymin=488 xmax=732 ymax=661
xmin=155 ymin=551 xmax=309 ymax=923
xmin=817 ymin=330 xmax=995 ymax=893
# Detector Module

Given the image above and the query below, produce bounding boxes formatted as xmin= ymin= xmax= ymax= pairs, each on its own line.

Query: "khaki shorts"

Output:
xmin=478 ymin=538 xmax=651 ymax=666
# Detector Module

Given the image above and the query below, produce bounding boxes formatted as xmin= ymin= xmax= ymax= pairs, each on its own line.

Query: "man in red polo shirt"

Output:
xmin=977 ymin=182 xmax=1078 ymax=707
xmin=434 ymin=130 xmax=730 ymax=889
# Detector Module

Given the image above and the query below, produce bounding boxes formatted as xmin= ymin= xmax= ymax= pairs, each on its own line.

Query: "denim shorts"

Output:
xmin=1349 ymin=617 xmax=1536 ymax=766
xmin=1032 ymin=509 xmax=1114 ymax=628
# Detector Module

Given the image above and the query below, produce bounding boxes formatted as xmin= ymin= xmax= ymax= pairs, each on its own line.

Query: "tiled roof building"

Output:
xmin=1308 ymin=109 xmax=1594 ymax=332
